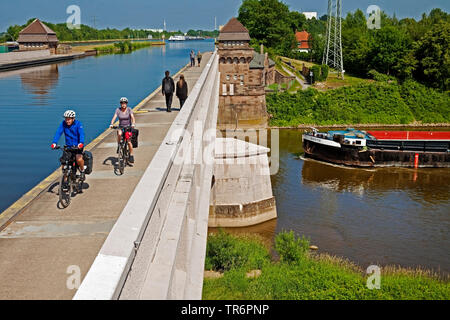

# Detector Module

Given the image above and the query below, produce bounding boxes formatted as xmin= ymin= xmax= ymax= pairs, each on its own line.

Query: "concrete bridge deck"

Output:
xmin=0 ymin=52 xmax=212 ymax=300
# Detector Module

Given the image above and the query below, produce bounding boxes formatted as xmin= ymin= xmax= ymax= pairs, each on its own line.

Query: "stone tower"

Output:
xmin=217 ymin=18 xmax=274 ymax=129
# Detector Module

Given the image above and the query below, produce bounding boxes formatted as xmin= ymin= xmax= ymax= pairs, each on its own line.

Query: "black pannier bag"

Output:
xmin=131 ymin=128 xmax=139 ymax=148
xmin=59 ymin=151 xmax=72 ymax=165
xmin=83 ymin=151 xmax=94 ymax=175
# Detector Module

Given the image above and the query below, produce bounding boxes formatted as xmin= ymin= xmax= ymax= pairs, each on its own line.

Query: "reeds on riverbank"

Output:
xmin=94 ymin=41 xmax=155 ymax=55
xmin=203 ymin=230 xmax=450 ymax=300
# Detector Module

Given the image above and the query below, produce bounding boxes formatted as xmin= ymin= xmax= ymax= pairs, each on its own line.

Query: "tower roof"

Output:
xmin=218 ymin=17 xmax=251 ymax=41
xmin=220 ymin=18 xmax=249 ymax=33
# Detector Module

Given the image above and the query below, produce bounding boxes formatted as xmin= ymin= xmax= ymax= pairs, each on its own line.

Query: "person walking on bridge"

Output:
xmin=51 ymin=110 xmax=86 ymax=181
xmin=190 ymin=50 xmax=195 ymax=67
xmin=176 ymin=74 xmax=188 ymax=109
xmin=162 ymin=70 xmax=175 ymax=112
xmin=110 ymin=97 xmax=136 ymax=163
xmin=197 ymin=51 xmax=202 ymax=67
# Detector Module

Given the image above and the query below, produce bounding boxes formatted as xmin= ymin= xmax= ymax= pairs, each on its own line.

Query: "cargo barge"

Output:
xmin=302 ymin=128 xmax=450 ymax=168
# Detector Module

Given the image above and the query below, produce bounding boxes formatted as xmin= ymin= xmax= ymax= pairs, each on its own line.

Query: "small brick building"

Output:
xmin=217 ymin=18 xmax=275 ymax=128
xmin=17 ymin=19 xmax=59 ymax=53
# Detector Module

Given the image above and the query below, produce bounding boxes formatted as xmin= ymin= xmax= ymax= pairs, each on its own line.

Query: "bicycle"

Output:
xmin=111 ymin=126 xmax=134 ymax=175
xmin=53 ymin=145 xmax=85 ymax=208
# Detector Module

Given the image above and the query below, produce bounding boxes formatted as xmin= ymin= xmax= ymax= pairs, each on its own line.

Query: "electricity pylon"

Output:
xmin=322 ymin=0 xmax=345 ymax=79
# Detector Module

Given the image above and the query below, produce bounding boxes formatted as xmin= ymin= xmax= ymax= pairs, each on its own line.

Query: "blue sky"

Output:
xmin=0 ymin=0 xmax=449 ymax=32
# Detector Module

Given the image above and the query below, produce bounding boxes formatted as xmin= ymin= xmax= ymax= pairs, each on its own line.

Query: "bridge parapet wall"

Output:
xmin=74 ymin=51 xmax=219 ymax=300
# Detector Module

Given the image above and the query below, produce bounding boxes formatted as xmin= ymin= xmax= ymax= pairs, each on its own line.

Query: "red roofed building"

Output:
xmin=295 ymin=31 xmax=311 ymax=53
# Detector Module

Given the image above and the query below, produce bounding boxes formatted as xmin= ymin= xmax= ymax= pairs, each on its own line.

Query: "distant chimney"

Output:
xmin=260 ymin=44 xmax=264 ymax=54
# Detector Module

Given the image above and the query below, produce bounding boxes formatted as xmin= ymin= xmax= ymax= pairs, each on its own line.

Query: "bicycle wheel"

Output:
xmin=124 ymin=142 xmax=130 ymax=166
xmin=59 ymin=173 xmax=72 ymax=208
xmin=118 ymin=144 xmax=125 ymax=175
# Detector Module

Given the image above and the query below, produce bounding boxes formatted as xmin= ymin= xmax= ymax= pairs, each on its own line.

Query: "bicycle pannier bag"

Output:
xmin=131 ymin=128 xmax=139 ymax=148
xmin=60 ymin=150 xmax=72 ymax=165
xmin=83 ymin=151 xmax=94 ymax=175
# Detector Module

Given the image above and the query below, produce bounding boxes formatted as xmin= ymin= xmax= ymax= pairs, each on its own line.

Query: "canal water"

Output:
xmin=218 ymin=129 xmax=450 ymax=275
xmin=0 ymin=39 xmax=215 ymax=213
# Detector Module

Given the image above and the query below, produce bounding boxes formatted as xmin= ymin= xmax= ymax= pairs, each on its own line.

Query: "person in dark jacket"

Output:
xmin=162 ymin=70 xmax=175 ymax=112
xmin=176 ymin=74 xmax=188 ymax=109
xmin=190 ymin=50 xmax=195 ymax=67
xmin=197 ymin=51 xmax=202 ymax=67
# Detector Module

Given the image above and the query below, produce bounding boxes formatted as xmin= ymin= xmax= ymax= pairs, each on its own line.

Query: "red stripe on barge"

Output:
xmin=368 ymin=131 xmax=450 ymax=141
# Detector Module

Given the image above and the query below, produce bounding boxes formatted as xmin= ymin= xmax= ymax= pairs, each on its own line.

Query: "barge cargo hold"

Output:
xmin=302 ymin=128 xmax=450 ymax=168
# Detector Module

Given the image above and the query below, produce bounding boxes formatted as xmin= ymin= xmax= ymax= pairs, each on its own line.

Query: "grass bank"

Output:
xmin=203 ymin=231 xmax=450 ymax=300
xmin=93 ymin=41 xmax=156 ymax=55
xmin=279 ymin=56 xmax=371 ymax=91
xmin=267 ymin=79 xmax=450 ymax=127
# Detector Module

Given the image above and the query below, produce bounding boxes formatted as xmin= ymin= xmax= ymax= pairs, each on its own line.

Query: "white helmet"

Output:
xmin=63 ymin=110 xmax=76 ymax=118
xmin=120 ymin=97 xmax=128 ymax=103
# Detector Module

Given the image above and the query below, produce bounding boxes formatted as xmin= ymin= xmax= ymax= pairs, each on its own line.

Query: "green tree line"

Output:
xmin=186 ymin=29 xmax=219 ymax=38
xmin=237 ymin=0 xmax=449 ymax=90
xmin=1 ymin=18 xmax=217 ymax=43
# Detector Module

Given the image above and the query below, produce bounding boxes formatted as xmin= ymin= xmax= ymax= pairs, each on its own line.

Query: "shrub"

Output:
xmin=368 ymin=69 xmax=397 ymax=83
xmin=400 ymin=80 xmax=450 ymax=123
xmin=266 ymin=79 xmax=450 ymax=126
xmin=274 ymin=231 xmax=310 ymax=264
xmin=205 ymin=230 xmax=270 ymax=271
xmin=321 ymin=64 xmax=329 ymax=81
xmin=311 ymin=65 xmax=321 ymax=83
xmin=293 ymin=51 xmax=311 ymax=61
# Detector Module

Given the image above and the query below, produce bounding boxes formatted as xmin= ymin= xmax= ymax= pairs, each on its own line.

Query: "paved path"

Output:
xmin=0 ymin=53 xmax=84 ymax=72
xmin=280 ymin=63 xmax=310 ymax=90
xmin=0 ymin=52 xmax=212 ymax=300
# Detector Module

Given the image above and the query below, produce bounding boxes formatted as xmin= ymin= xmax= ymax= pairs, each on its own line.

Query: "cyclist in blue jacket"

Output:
xmin=51 ymin=110 xmax=86 ymax=181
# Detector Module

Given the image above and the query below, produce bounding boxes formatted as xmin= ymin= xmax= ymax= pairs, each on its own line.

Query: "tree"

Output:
xmin=5 ymin=25 xmax=22 ymax=41
xmin=367 ymin=26 xmax=412 ymax=76
xmin=238 ymin=0 xmax=296 ymax=55
xmin=413 ymin=21 xmax=450 ymax=90
xmin=341 ymin=10 xmax=370 ymax=76
xmin=287 ymin=11 xmax=307 ymax=33
xmin=344 ymin=9 xmax=366 ymax=29
xmin=308 ymin=32 xmax=325 ymax=63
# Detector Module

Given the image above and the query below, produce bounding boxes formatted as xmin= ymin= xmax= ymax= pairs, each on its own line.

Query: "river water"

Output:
xmin=217 ymin=129 xmax=450 ymax=275
xmin=0 ymin=39 xmax=215 ymax=213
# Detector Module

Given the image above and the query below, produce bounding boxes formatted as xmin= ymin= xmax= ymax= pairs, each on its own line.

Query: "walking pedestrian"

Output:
xmin=162 ymin=70 xmax=175 ymax=112
xmin=176 ymin=74 xmax=188 ymax=109
xmin=190 ymin=50 xmax=195 ymax=67
xmin=197 ymin=51 xmax=202 ymax=67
